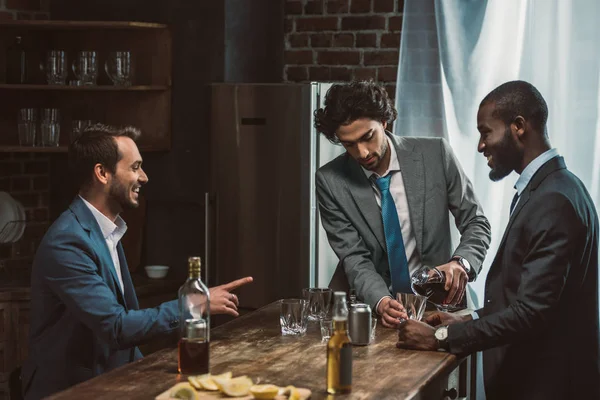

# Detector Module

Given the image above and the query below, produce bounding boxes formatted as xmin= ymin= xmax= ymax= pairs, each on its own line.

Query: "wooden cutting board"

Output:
xmin=155 ymin=386 xmax=312 ymax=400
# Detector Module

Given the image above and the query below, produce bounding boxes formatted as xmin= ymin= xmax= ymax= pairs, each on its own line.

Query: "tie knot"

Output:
xmin=375 ymin=174 xmax=392 ymax=192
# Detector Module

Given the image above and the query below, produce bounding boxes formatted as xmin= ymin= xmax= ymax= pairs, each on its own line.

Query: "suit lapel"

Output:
xmin=345 ymin=157 xmax=387 ymax=252
xmin=489 ymin=156 xmax=566 ymax=268
xmin=118 ymin=243 xmax=139 ymax=310
xmin=69 ymin=197 xmax=126 ymax=305
xmin=392 ymin=135 xmax=425 ymax=257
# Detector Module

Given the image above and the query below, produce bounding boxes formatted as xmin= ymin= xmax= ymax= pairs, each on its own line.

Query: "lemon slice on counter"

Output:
xmin=187 ymin=376 xmax=203 ymax=390
xmin=170 ymin=382 xmax=199 ymax=400
xmin=249 ymin=384 xmax=280 ymax=399
xmin=212 ymin=371 xmax=233 ymax=380
xmin=218 ymin=376 xmax=254 ymax=397
xmin=197 ymin=374 xmax=219 ymax=391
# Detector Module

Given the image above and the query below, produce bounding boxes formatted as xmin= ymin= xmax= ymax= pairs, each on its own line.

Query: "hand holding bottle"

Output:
xmin=209 ymin=276 xmax=254 ymax=317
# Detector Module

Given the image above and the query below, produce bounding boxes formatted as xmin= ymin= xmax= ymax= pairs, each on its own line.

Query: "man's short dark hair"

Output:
xmin=480 ymin=80 xmax=548 ymax=134
xmin=69 ymin=123 xmax=141 ymax=189
xmin=314 ymin=80 xmax=397 ymax=144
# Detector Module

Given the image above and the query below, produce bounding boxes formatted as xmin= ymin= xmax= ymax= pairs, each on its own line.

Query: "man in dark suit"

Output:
xmin=22 ymin=124 xmax=253 ymax=399
xmin=315 ymin=80 xmax=491 ymax=328
xmin=397 ymin=81 xmax=600 ymax=400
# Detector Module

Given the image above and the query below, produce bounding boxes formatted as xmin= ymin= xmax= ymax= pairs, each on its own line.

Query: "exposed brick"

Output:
xmin=374 ymin=0 xmax=395 ymax=12
xmin=12 ymin=192 xmax=38 ymax=208
xmin=0 ymin=153 xmax=12 ymax=161
xmin=317 ymin=50 xmax=360 ymax=65
xmin=12 ymin=152 xmax=32 ymax=159
xmin=286 ymin=66 xmax=308 ymax=81
xmin=353 ymin=67 xmax=378 ymax=80
xmin=378 ymin=66 xmax=398 ymax=82
xmin=11 ymin=176 xmax=31 ymax=192
xmin=398 ymin=0 xmax=405 ymax=13
xmin=33 ymin=12 xmax=48 ymax=20
xmin=332 ymin=33 xmax=354 ymax=47
xmin=381 ymin=32 xmax=400 ymax=48
xmin=16 ymin=12 xmax=32 ymax=19
xmin=341 ymin=16 xmax=385 ymax=30
xmin=0 ymin=161 xmax=23 ymax=175
xmin=296 ymin=16 xmax=338 ymax=31
xmin=309 ymin=66 xmax=330 ymax=80
xmin=327 ymin=0 xmax=349 ymax=14
xmin=356 ymin=33 xmax=377 ymax=47
xmin=311 ymin=33 xmax=332 ymax=47
xmin=389 ymin=16 xmax=403 ymax=32
xmin=304 ymin=0 xmax=324 ymax=14
xmin=40 ymin=192 xmax=49 ymax=207
xmin=384 ymin=84 xmax=396 ymax=99
xmin=285 ymin=0 xmax=303 ymax=15
xmin=285 ymin=18 xmax=294 ymax=33
xmin=364 ymin=50 xmax=399 ymax=65
xmin=330 ymin=67 xmax=352 ymax=81
xmin=0 ymin=11 xmax=15 ymax=20
xmin=6 ymin=0 xmax=40 ymax=10
xmin=350 ymin=0 xmax=371 ymax=13
xmin=0 ymin=178 xmax=9 ymax=191
xmin=24 ymin=160 xmax=48 ymax=175
xmin=288 ymin=33 xmax=309 ymax=47
xmin=285 ymin=50 xmax=313 ymax=65
xmin=32 ymin=176 xmax=48 ymax=191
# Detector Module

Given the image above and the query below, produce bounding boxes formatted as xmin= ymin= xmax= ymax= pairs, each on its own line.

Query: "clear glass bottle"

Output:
xmin=327 ymin=291 xmax=352 ymax=394
xmin=178 ymin=256 xmax=210 ymax=375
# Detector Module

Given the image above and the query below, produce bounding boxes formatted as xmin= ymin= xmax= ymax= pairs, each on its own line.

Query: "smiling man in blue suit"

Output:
xmin=22 ymin=124 xmax=253 ymax=399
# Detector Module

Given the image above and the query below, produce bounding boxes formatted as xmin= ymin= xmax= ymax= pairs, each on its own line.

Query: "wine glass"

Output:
xmin=411 ymin=266 xmax=450 ymax=312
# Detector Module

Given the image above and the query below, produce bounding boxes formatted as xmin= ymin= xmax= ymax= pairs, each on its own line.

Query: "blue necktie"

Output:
xmin=375 ymin=174 xmax=412 ymax=294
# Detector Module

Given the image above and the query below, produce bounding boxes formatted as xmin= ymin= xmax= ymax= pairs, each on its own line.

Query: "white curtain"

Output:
xmin=395 ymin=1 xmax=600 ymax=398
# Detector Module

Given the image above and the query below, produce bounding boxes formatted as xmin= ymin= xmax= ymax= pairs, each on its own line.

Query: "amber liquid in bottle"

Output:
xmin=327 ymin=292 xmax=352 ymax=395
xmin=178 ymin=337 xmax=209 ymax=375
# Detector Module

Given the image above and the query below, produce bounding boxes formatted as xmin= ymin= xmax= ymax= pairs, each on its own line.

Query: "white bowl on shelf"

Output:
xmin=144 ymin=265 xmax=169 ymax=279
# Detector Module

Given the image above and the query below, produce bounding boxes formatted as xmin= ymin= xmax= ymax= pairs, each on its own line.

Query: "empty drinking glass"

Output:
xmin=40 ymin=108 xmax=60 ymax=147
xmin=302 ymin=287 xmax=333 ymax=321
xmin=18 ymin=108 xmax=37 ymax=147
xmin=396 ymin=292 xmax=428 ymax=321
xmin=320 ymin=316 xmax=334 ymax=343
xmin=71 ymin=119 xmax=94 ymax=142
xmin=105 ymin=51 xmax=133 ymax=86
xmin=71 ymin=51 xmax=98 ymax=85
xmin=370 ymin=316 xmax=377 ymax=342
xmin=42 ymin=50 xmax=67 ymax=85
xmin=279 ymin=299 xmax=308 ymax=336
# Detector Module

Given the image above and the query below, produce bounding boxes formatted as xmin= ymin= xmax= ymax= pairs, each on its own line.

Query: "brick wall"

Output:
xmin=284 ymin=0 xmax=403 ymax=97
xmin=0 ymin=0 xmax=50 ymax=284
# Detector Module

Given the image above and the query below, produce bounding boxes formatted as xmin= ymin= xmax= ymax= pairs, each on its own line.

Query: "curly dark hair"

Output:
xmin=314 ymin=80 xmax=397 ymax=144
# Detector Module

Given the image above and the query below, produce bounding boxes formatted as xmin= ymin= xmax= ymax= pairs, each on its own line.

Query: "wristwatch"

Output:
xmin=452 ymin=256 xmax=474 ymax=281
xmin=435 ymin=325 xmax=450 ymax=352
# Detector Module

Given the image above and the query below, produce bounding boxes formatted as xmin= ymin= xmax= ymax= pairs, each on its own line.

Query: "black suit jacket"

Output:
xmin=447 ymin=157 xmax=599 ymax=400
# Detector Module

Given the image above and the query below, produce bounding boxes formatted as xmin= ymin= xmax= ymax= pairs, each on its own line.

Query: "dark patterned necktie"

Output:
xmin=510 ymin=192 xmax=519 ymax=215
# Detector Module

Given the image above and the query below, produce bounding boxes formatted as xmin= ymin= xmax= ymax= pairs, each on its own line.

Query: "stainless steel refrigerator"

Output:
xmin=207 ymin=83 xmax=345 ymax=310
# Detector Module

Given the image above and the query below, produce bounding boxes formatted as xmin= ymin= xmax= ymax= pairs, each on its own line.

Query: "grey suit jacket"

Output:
xmin=316 ymin=134 xmax=491 ymax=309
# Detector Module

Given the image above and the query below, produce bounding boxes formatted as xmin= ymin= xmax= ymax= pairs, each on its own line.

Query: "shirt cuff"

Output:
xmin=375 ymin=295 xmax=393 ymax=315
xmin=471 ymin=311 xmax=479 ymax=320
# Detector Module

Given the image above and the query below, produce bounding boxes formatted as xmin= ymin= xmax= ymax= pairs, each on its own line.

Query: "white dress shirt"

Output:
xmin=79 ymin=195 xmax=128 ymax=294
xmin=361 ymin=137 xmax=423 ymax=309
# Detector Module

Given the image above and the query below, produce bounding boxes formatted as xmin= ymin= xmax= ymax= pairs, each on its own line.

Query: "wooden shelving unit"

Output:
xmin=0 ymin=20 xmax=172 ymax=152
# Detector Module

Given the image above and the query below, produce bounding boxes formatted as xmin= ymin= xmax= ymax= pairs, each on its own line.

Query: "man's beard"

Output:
xmin=489 ymin=127 xmax=523 ymax=182
xmin=109 ymin=179 xmax=138 ymax=210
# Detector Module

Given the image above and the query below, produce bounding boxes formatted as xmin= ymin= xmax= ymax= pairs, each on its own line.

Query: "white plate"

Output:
xmin=0 ymin=192 xmax=16 ymax=243
xmin=10 ymin=197 xmax=26 ymax=243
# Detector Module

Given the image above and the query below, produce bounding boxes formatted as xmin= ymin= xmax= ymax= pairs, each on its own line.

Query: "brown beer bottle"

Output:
xmin=326 ymin=291 xmax=352 ymax=394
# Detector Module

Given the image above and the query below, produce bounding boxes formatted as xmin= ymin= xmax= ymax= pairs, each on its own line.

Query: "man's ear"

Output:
xmin=382 ymin=121 xmax=388 ymax=130
xmin=512 ymin=116 xmax=526 ymax=140
xmin=93 ymin=163 xmax=110 ymax=185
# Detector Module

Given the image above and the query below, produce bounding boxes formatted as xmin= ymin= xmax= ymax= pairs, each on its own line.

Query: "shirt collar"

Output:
xmin=79 ymin=195 xmax=127 ymax=241
xmin=361 ymin=136 xmax=400 ymax=180
xmin=514 ymin=148 xmax=559 ymax=195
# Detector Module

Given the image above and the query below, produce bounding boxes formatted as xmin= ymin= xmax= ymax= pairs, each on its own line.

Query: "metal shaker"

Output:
xmin=348 ymin=303 xmax=372 ymax=345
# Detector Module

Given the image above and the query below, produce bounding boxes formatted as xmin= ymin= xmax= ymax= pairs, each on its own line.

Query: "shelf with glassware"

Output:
xmin=0 ymin=20 xmax=172 ymax=152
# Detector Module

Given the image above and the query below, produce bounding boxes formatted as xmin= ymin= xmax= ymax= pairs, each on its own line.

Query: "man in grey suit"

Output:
xmin=315 ymin=81 xmax=491 ymax=328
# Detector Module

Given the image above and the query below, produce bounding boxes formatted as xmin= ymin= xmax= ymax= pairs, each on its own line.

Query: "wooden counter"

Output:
xmin=48 ymin=302 xmax=470 ymax=400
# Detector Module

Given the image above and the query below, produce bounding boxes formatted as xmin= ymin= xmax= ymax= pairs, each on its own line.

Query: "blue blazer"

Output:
xmin=22 ymin=197 xmax=180 ymax=399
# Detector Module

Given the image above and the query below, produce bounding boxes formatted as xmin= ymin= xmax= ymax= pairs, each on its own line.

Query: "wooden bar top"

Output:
xmin=48 ymin=302 xmax=461 ymax=400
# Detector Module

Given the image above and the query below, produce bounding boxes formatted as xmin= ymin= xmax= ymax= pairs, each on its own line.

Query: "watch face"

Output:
xmin=435 ymin=326 xmax=448 ymax=340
